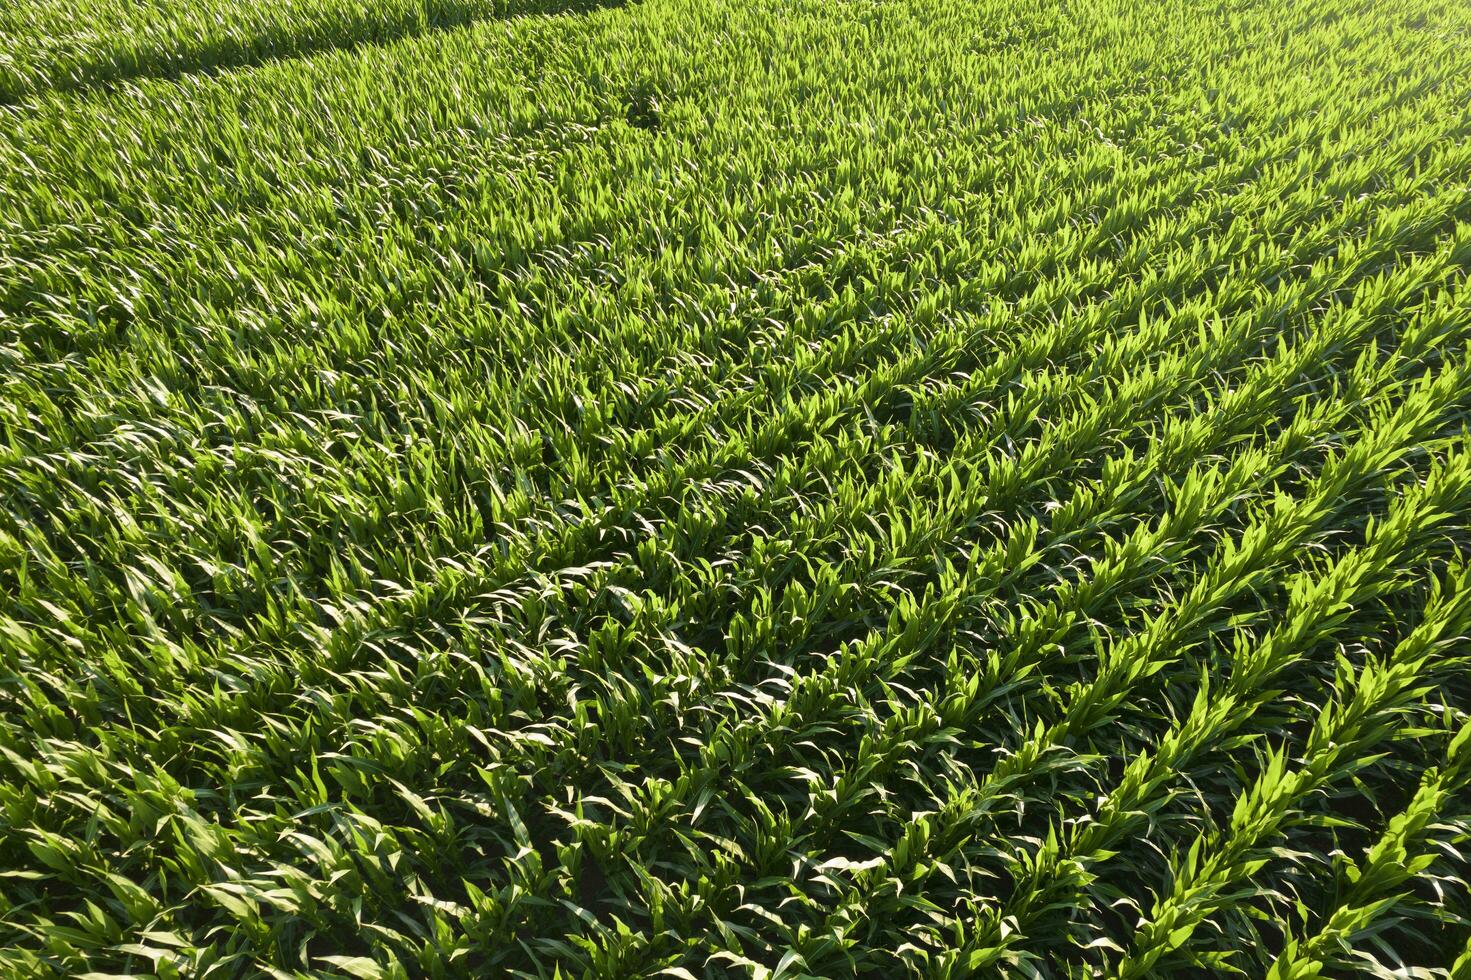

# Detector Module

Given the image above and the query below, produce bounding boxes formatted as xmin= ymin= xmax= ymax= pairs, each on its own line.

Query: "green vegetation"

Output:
xmin=3 ymin=0 xmax=1471 ymax=974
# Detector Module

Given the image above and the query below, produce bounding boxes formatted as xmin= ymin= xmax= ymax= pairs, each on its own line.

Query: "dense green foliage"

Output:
xmin=4 ymin=0 xmax=1471 ymax=974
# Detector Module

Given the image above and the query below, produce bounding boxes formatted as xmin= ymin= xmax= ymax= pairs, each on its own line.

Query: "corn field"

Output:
xmin=3 ymin=0 xmax=1471 ymax=975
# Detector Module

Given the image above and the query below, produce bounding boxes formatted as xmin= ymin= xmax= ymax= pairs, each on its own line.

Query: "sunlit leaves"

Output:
xmin=4 ymin=0 xmax=1471 ymax=974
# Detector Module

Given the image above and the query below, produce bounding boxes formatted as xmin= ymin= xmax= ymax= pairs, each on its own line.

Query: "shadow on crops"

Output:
xmin=1 ymin=0 xmax=633 ymax=106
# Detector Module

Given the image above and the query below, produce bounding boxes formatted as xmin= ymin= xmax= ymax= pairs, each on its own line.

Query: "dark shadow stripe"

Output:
xmin=0 ymin=0 xmax=630 ymax=106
